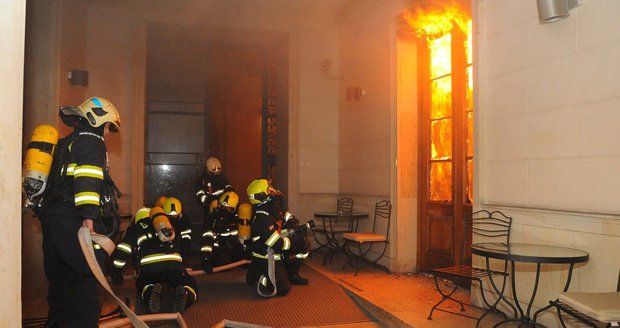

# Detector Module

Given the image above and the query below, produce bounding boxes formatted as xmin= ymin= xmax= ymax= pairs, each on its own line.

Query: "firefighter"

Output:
xmin=37 ymin=97 xmax=121 ymax=327
xmin=162 ymin=197 xmax=192 ymax=256
xmin=201 ymin=191 xmax=246 ymax=272
xmin=245 ymin=179 xmax=309 ymax=297
xmin=136 ymin=212 xmax=197 ymax=314
xmin=109 ymin=207 xmax=153 ymax=285
xmin=196 ymin=157 xmax=232 ymax=216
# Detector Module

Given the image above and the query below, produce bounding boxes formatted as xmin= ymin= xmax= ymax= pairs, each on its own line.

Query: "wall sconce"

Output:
xmin=537 ymin=0 xmax=582 ymax=24
xmin=68 ymin=69 xmax=89 ymax=86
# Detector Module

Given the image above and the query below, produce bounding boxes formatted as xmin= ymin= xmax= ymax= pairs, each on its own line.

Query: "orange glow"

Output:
xmin=430 ymin=162 xmax=452 ymax=201
xmin=466 ymin=20 xmax=473 ymax=64
xmin=404 ymin=1 xmax=471 ymax=39
xmin=429 ymin=34 xmax=451 ymax=78
xmin=415 ymin=1 xmax=473 ymax=203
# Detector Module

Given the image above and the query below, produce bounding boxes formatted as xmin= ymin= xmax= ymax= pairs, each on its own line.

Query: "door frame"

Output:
xmin=416 ymin=26 xmax=470 ymax=270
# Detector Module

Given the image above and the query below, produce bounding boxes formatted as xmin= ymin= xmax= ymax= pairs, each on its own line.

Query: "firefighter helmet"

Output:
xmin=206 ymin=157 xmax=222 ymax=174
xmin=163 ymin=197 xmax=182 ymax=216
xmin=134 ymin=207 xmax=151 ymax=223
xmin=219 ymin=191 xmax=239 ymax=209
xmin=60 ymin=97 xmax=121 ymax=132
xmin=247 ymin=179 xmax=279 ymax=205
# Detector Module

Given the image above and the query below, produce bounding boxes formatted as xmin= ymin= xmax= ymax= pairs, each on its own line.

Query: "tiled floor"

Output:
xmin=306 ymin=253 xmax=516 ymax=328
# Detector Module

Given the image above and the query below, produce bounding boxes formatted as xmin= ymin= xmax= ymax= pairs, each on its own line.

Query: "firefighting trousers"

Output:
xmin=41 ymin=211 xmax=106 ymax=328
xmin=246 ymin=258 xmax=291 ymax=296
xmin=136 ymin=270 xmax=198 ymax=306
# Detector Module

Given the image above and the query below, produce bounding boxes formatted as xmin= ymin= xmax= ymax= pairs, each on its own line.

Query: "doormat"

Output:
xmin=124 ymin=265 xmax=372 ymax=327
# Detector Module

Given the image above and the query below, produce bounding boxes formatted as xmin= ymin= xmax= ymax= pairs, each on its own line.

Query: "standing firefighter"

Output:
xmin=245 ymin=179 xmax=311 ymax=297
xmin=196 ymin=157 xmax=232 ymax=215
xmin=37 ymin=97 xmax=121 ymax=327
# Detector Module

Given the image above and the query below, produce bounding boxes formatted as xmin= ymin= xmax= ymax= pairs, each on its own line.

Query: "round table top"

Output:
xmin=314 ymin=211 xmax=369 ymax=219
xmin=471 ymin=242 xmax=589 ymax=264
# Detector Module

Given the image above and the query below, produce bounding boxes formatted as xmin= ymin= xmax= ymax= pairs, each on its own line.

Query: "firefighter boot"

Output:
xmin=173 ymin=286 xmax=190 ymax=313
xmin=287 ymin=258 xmax=309 ymax=285
xmin=288 ymin=272 xmax=309 ymax=285
xmin=148 ymin=283 xmax=163 ymax=313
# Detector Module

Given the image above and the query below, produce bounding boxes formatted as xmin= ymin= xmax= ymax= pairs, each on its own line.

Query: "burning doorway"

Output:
xmin=399 ymin=1 xmax=473 ymax=270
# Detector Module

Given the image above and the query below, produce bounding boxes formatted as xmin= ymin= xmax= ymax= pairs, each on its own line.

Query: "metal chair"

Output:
xmin=427 ymin=210 xmax=512 ymax=328
xmin=547 ymin=268 xmax=620 ymax=328
xmin=313 ymin=197 xmax=354 ymax=255
xmin=342 ymin=200 xmax=392 ymax=275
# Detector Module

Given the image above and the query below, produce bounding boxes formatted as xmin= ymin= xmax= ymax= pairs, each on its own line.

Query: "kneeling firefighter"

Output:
xmin=110 ymin=207 xmax=152 ymax=285
xmin=136 ymin=212 xmax=197 ymax=314
xmin=201 ymin=191 xmax=246 ymax=272
xmin=245 ymin=179 xmax=311 ymax=297
xmin=35 ymin=97 xmax=121 ymax=327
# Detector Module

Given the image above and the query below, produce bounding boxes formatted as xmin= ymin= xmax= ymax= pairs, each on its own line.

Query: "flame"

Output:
xmin=403 ymin=0 xmax=471 ymax=38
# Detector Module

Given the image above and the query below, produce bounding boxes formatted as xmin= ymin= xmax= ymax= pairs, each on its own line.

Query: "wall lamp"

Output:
xmin=537 ymin=0 xmax=583 ymax=24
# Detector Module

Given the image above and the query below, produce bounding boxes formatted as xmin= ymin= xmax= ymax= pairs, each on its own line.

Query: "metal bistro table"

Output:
xmin=472 ymin=242 xmax=589 ymax=327
xmin=313 ymin=211 xmax=368 ymax=265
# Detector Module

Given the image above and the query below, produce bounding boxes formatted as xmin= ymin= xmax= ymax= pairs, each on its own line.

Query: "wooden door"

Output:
xmin=418 ymin=24 xmax=474 ymax=270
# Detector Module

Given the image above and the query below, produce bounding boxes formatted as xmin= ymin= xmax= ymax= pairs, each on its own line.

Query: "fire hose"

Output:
xmin=77 ymin=227 xmax=187 ymax=328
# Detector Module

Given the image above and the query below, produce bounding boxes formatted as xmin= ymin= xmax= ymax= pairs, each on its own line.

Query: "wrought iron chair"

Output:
xmin=342 ymin=200 xmax=392 ymax=275
xmin=545 ymin=268 xmax=620 ymax=328
xmin=427 ymin=210 xmax=512 ymax=328
xmin=313 ymin=197 xmax=354 ymax=255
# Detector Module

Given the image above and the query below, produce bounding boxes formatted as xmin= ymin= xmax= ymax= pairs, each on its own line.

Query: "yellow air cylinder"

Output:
xmin=238 ymin=203 xmax=252 ymax=241
xmin=209 ymin=199 xmax=218 ymax=213
xmin=23 ymin=125 xmax=59 ymax=199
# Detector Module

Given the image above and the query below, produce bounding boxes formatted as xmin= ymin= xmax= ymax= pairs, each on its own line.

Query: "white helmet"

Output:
xmin=60 ymin=97 xmax=121 ymax=132
xmin=206 ymin=157 xmax=222 ymax=174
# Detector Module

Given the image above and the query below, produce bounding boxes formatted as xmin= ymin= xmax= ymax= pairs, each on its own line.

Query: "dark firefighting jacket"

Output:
xmin=169 ymin=213 xmax=192 ymax=255
xmin=136 ymin=236 xmax=186 ymax=274
xmin=248 ymin=202 xmax=293 ymax=261
xmin=43 ymin=126 xmax=109 ymax=220
xmin=196 ymin=172 xmax=232 ymax=205
xmin=111 ymin=219 xmax=153 ymax=270
xmin=200 ymin=207 xmax=240 ymax=261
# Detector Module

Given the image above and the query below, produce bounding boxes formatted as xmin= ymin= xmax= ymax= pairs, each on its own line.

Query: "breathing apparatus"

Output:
xmin=153 ymin=213 xmax=175 ymax=243
xmin=22 ymin=125 xmax=59 ymax=208
xmin=237 ymin=203 xmax=252 ymax=242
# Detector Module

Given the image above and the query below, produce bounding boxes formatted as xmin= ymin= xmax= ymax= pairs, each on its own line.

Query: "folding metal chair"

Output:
xmin=313 ymin=197 xmax=354 ymax=255
xmin=342 ymin=200 xmax=391 ymax=275
xmin=427 ymin=210 xmax=512 ymax=328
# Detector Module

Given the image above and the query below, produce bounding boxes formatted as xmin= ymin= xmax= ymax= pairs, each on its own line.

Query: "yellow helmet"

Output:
xmin=219 ymin=191 xmax=239 ymax=209
xmin=206 ymin=157 xmax=222 ymax=174
xmin=150 ymin=206 xmax=165 ymax=219
xmin=60 ymin=97 xmax=121 ymax=132
xmin=134 ymin=207 xmax=151 ymax=223
xmin=247 ymin=179 xmax=278 ymax=205
xmin=154 ymin=196 xmax=168 ymax=208
xmin=163 ymin=197 xmax=182 ymax=216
